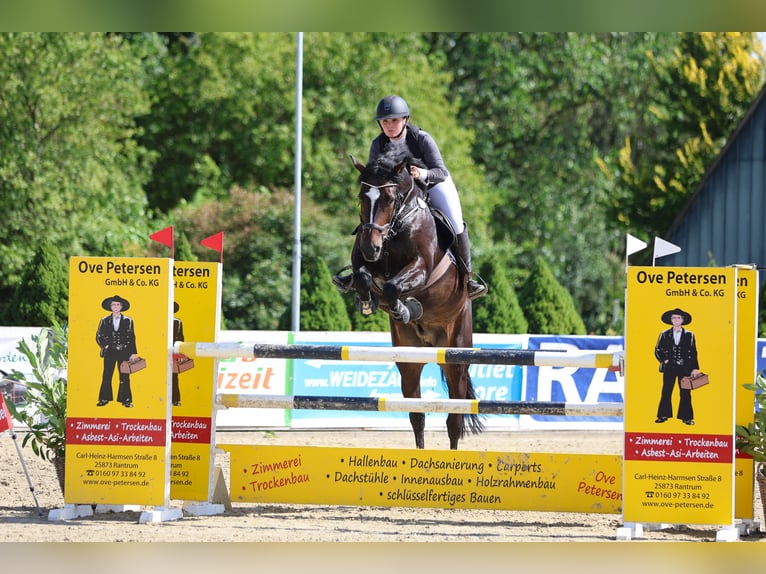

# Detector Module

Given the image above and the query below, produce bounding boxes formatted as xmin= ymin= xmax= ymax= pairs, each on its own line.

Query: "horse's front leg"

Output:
xmin=353 ymin=266 xmax=378 ymax=316
xmin=383 ymin=258 xmax=428 ymax=323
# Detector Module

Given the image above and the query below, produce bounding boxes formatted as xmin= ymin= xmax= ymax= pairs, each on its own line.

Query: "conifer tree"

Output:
xmin=518 ymin=257 xmax=586 ymax=335
xmin=473 ymin=259 xmax=528 ymax=334
xmin=6 ymin=239 xmax=69 ymax=326
xmin=296 ymin=257 xmax=352 ymax=331
xmin=174 ymin=232 xmax=198 ymax=262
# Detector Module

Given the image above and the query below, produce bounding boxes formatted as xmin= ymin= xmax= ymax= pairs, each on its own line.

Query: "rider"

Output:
xmin=336 ymin=95 xmax=487 ymax=300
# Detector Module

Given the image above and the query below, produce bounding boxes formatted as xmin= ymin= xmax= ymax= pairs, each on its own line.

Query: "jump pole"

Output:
xmin=176 ymin=342 xmax=623 ymax=371
xmin=216 ymin=394 xmax=623 ymax=417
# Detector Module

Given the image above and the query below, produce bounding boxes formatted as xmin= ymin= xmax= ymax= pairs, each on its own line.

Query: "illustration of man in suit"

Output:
xmin=654 ymin=307 xmax=701 ymax=426
xmin=172 ymin=301 xmax=185 ymax=407
xmin=96 ymin=295 xmax=139 ymax=408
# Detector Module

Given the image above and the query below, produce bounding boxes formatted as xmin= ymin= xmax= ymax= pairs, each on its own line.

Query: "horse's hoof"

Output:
xmin=355 ymin=295 xmax=377 ymax=316
xmin=332 ymin=265 xmax=354 ymax=293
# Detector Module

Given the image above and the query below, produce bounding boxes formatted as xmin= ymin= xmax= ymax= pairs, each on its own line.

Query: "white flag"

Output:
xmin=626 ymin=233 xmax=648 ymax=257
xmin=653 ymin=237 xmax=681 ymax=263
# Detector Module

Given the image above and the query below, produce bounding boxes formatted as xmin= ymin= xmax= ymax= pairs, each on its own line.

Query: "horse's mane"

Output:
xmin=359 ymin=148 xmax=426 ymax=186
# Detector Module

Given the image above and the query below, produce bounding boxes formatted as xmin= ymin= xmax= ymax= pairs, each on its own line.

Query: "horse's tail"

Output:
xmin=440 ymin=369 xmax=486 ymax=438
xmin=463 ymin=372 xmax=486 ymax=437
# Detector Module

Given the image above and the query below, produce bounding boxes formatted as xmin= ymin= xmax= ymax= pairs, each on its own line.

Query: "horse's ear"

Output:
xmin=349 ymin=154 xmax=365 ymax=174
xmin=395 ymin=158 xmax=409 ymax=174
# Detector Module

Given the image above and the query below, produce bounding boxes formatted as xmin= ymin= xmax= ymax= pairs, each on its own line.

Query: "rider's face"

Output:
xmin=380 ymin=116 xmax=407 ymax=139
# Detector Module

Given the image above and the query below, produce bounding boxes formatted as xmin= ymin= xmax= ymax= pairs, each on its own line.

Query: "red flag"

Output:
xmin=200 ymin=232 xmax=224 ymax=263
xmin=0 ymin=393 xmax=13 ymax=432
xmin=149 ymin=226 xmax=174 ymax=258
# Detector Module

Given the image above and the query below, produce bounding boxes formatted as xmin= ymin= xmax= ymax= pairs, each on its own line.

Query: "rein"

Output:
xmin=357 ymin=177 xmax=418 ymax=241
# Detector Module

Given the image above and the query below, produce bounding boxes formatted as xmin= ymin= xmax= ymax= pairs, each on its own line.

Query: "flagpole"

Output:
xmin=10 ymin=428 xmax=42 ymax=513
xmin=1 ymin=391 xmax=41 ymax=514
xmin=290 ymin=32 xmax=303 ymax=332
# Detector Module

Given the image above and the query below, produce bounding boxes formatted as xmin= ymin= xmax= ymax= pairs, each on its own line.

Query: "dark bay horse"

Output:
xmin=342 ymin=149 xmax=484 ymax=449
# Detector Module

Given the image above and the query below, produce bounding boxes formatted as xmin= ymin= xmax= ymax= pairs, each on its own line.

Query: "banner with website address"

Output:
xmin=289 ymin=332 xmax=524 ymax=430
xmin=523 ymin=335 xmax=624 ymax=430
xmin=204 ymin=332 xmax=627 ymax=431
xmin=734 ymin=267 xmax=758 ymax=519
xmin=214 ymin=330 xmax=290 ymax=428
xmin=169 ymin=261 xmax=221 ymax=502
xmin=623 ymin=266 xmax=737 ymax=526
xmin=6 ymin=324 xmax=765 ymax=434
xmin=65 ymin=256 xmax=173 ymax=506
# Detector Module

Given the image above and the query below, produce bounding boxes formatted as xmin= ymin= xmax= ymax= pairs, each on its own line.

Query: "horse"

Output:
xmin=338 ymin=148 xmax=484 ymax=450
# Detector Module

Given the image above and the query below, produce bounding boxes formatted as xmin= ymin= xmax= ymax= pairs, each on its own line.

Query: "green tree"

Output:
xmin=5 ymin=239 xmax=68 ymax=326
xmin=137 ymin=32 xmax=297 ymax=211
xmin=140 ymin=32 xmax=491 ymax=331
xmin=600 ymin=32 xmax=765 ymax=237
xmin=283 ymin=257 xmax=351 ymax=331
xmin=174 ymin=232 xmax=198 ymax=262
xmin=4 ymin=32 xmax=760 ymax=337
xmin=518 ymin=257 xmax=586 ymax=335
xmin=472 ymin=259 xmax=527 ymax=334
xmin=171 ymin=186 xmax=294 ymax=330
xmin=424 ymin=32 xmax=663 ymax=333
xmin=0 ymin=32 xmax=155 ymax=320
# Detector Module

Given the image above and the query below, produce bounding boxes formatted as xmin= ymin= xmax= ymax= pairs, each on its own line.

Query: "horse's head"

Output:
xmin=352 ymin=150 xmax=415 ymax=263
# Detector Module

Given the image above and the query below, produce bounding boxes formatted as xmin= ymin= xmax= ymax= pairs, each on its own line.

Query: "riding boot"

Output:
xmin=455 ymin=226 xmax=488 ymax=300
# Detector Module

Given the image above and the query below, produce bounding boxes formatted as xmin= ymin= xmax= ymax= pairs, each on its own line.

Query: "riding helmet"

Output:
xmin=375 ymin=95 xmax=410 ymax=120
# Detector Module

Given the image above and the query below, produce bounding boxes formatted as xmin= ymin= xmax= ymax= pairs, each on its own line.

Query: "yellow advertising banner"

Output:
xmin=221 ymin=444 xmax=623 ymax=514
xmin=624 ymin=267 xmax=737 ymax=526
xmin=66 ymin=257 xmax=173 ymax=506
xmin=734 ymin=267 xmax=758 ymax=519
xmin=169 ymin=261 xmax=221 ymax=501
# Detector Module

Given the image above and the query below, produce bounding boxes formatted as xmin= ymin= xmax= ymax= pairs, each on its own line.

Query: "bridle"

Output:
xmin=356 ymin=175 xmax=419 ymax=243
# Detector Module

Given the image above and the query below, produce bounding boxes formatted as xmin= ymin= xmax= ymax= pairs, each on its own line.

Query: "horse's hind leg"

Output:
xmin=397 ymin=362 xmax=426 ymax=449
xmin=446 ymin=412 xmax=462 ymax=450
xmin=409 ymin=412 xmax=425 ymax=449
xmin=442 ymin=364 xmax=471 ymax=450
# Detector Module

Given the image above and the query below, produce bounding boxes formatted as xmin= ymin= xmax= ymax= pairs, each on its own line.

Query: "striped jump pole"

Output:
xmin=176 ymin=342 xmax=623 ymax=371
xmin=216 ymin=394 xmax=624 ymax=417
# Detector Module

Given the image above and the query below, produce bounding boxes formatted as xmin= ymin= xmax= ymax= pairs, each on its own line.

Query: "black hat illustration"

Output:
xmin=102 ymin=295 xmax=131 ymax=311
xmin=174 ymin=301 xmax=180 ymax=313
xmin=661 ymin=307 xmax=691 ymax=325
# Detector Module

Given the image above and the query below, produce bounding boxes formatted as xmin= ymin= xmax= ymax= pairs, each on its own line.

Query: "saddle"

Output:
xmin=430 ymin=206 xmax=457 ymax=253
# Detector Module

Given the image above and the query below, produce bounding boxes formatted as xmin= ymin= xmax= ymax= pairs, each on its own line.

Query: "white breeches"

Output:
xmin=428 ymin=177 xmax=465 ymax=235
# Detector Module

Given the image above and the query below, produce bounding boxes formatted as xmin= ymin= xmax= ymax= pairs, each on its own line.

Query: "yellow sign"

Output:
xmin=221 ymin=444 xmax=622 ymax=514
xmin=169 ymin=261 xmax=221 ymax=502
xmin=624 ymin=267 xmax=737 ymax=526
xmin=735 ymin=268 xmax=758 ymax=519
xmin=66 ymin=256 xmax=173 ymax=506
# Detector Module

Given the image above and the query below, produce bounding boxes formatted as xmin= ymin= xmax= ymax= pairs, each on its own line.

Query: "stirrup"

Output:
xmin=467 ymin=275 xmax=488 ymax=300
xmin=332 ymin=265 xmax=354 ymax=293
